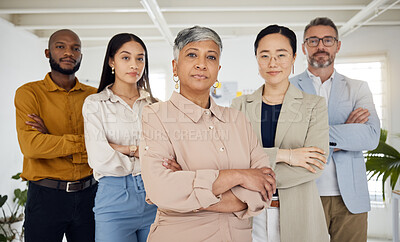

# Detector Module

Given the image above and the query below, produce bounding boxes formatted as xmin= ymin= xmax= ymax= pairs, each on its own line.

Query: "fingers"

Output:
xmin=26 ymin=114 xmax=49 ymax=134
xmin=260 ymin=189 xmax=268 ymax=202
xmin=264 ymin=182 xmax=273 ymax=201
xmin=308 ymin=152 xmax=327 ymax=164
xmin=261 ymin=167 xmax=276 ymax=179
xmin=28 ymin=114 xmax=45 ymax=126
xmin=162 ymin=158 xmax=182 ymax=172
xmin=354 ymin=112 xmax=370 ymax=123
xmin=25 ymin=121 xmax=46 ymax=133
xmin=303 ymin=164 xmax=316 ymax=173
xmin=264 ymin=174 xmax=276 ymax=194
xmin=306 ymin=147 xmax=325 ymax=155
xmin=345 ymin=108 xmax=369 ymax=124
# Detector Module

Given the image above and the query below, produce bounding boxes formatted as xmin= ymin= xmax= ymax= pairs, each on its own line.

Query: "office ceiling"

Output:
xmin=1 ymin=0 xmax=399 ymax=47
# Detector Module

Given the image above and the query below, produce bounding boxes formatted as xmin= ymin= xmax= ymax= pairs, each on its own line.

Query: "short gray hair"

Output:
xmin=304 ymin=17 xmax=339 ymax=40
xmin=173 ymin=26 xmax=223 ymax=60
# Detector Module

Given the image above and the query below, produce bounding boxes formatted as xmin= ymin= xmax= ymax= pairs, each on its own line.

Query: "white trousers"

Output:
xmin=252 ymin=207 xmax=280 ymax=242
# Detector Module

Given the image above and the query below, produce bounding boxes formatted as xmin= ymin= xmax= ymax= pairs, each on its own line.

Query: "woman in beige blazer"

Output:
xmin=140 ymin=26 xmax=276 ymax=242
xmin=231 ymin=25 xmax=330 ymax=242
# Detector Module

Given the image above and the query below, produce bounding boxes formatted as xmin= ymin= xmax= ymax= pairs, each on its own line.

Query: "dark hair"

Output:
xmin=304 ymin=17 xmax=339 ymax=39
xmin=254 ymin=25 xmax=297 ymax=55
xmin=97 ymin=33 xmax=156 ymax=102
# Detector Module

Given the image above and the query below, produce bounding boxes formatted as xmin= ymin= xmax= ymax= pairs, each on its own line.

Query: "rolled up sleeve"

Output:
xmin=231 ymin=113 xmax=269 ymax=219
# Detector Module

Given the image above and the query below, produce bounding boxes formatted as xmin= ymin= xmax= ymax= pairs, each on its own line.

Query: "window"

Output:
xmin=335 ymin=55 xmax=388 ymax=206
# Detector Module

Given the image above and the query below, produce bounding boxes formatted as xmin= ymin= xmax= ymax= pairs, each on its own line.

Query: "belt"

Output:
xmin=270 ymin=200 xmax=280 ymax=208
xmin=31 ymin=176 xmax=97 ymax=192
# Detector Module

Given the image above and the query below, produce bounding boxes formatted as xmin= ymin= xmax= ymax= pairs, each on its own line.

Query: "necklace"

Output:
xmin=262 ymin=95 xmax=283 ymax=105
xmin=112 ymin=89 xmax=139 ymax=101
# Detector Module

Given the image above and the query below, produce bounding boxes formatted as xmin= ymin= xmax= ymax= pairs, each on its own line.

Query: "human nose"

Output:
xmin=316 ymin=39 xmax=325 ymax=48
xmin=268 ymin=56 xmax=278 ymax=67
xmin=64 ymin=47 xmax=74 ymax=57
xmin=195 ymin=57 xmax=207 ymax=70
xmin=130 ymin=60 xmax=139 ymax=70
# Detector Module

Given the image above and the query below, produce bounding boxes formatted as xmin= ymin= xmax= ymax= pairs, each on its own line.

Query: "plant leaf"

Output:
xmin=380 ymin=129 xmax=388 ymax=142
xmin=0 ymin=195 xmax=7 ymax=208
xmin=0 ymin=234 xmax=7 ymax=242
xmin=11 ymin=173 xmax=21 ymax=180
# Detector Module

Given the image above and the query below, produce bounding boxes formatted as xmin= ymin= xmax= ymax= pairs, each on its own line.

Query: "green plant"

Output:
xmin=0 ymin=173 xmax=27 ymax=242
xmin=365 ymin=129 xmax=400 ymax=199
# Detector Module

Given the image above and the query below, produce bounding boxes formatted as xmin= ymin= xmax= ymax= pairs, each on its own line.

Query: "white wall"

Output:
xmin=1 ymin=19 xmax=399 ymax=239
xmin=0 ymin=18 xmax=49 ymax=200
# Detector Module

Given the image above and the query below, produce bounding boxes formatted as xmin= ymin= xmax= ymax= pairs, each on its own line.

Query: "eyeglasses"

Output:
xmin=304 ymin=36 xmax=338 ymax=47
xmin=258 ymin=53 xmax=292 ymax=64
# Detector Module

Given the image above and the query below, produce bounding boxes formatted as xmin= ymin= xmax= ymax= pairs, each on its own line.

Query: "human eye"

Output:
xmin=324 ymin=37 xmax=334 ymax=44
xmin=122 ymin=56 xmax=130 ymax=60
xmin=137 ymin=57 xmax=145 ymax=62
xmin=261 ymin=54 xmax=270 ymax=58
xmin=309 ymin=38 xmax=319 ymax=45
xmin=207 ymin=55 xmax=216 ymax=60
xmin=74 ymin=47 xmax=81 ymax=52
xmin=187 ymin=53 xmax=197 ymax=58
xmin=55 ymin=45 xmax=64 ymax=49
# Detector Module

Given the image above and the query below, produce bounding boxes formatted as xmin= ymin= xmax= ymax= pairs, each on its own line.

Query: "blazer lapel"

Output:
xmin=328 ymin=73 xmax=346 ymax=124
xmin=245 ymin=86 xmax=263 ymax=143
xmin=297 ymin=71 xmax=317 ymax=95
xmin=275 ymin=84 xmax=304 ymax=147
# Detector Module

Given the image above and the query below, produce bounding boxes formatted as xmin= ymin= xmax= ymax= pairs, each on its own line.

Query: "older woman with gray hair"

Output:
xmin=140 ymin=26 xmax=276 ymax=242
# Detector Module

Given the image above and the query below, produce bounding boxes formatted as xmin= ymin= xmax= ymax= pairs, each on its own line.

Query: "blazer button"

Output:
xmin=329 ymin=142 xmax=337 ymax=146
xmin=219 ymin=147 xmax=225 ymax=152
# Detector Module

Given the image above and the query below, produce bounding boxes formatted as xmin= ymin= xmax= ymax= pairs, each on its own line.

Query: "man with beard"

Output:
xmin=290 ymin=17 xmax=380 ymax=242
xmin=14 ymin=29 xmax=97 ymax=242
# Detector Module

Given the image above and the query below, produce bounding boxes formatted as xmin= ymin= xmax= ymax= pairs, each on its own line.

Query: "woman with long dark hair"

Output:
xmin=82 ymin=33 xmax=157 ymax=242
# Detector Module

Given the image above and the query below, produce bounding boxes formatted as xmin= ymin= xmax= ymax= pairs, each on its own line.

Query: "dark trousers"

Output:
xmin=24 ymin=181 xmax=97 ymax=242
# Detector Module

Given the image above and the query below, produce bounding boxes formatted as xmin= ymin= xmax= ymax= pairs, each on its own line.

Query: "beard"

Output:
xmin=307 ymin=51 xmax=335 ymax=68
xmin=49 ymin=53 xmax=81 ymax=75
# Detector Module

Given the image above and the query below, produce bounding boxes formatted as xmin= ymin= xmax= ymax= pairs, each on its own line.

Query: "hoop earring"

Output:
xmin=111 ymin=66 xmax=115 ymax=75
xmin=173 ymin=75 xmax=179 ymax=89
xmin=213 ymin=80 xmax=220 ymax=94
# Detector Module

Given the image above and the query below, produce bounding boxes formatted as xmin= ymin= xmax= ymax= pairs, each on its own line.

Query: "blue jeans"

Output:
xmin=94 ymin=175 xmax=157 ymax=242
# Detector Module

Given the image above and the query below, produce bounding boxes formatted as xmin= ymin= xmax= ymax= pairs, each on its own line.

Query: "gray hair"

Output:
xmin=304 ymin=17 xmax=339 ymax=40
xmin=173 ymin=26 xmax=223 ymax=60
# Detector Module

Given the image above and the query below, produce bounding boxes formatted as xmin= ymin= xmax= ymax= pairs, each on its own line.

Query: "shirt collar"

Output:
xmin=169 ymin=91 xmax=226 ymax=123
xmin=306 ymin=69 xmax=335 ymax=86
xmin=43 ymin=72 xmax=85 ymax=92
xmin=101 ymin=84 xmax=151 ymax=103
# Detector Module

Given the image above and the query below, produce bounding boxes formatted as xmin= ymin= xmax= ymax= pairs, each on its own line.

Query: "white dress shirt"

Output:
xmin=307 ymin=69 xmax=341 ymax=196
xmin=82 ymin=85 xmax=153 ymax=180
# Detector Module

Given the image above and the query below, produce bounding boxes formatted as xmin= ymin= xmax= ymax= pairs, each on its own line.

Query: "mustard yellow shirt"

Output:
xmin=15 ymin=73 xmax=97 ymax=181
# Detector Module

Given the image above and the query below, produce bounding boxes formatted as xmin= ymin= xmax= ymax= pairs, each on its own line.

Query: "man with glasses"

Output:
xmin=290 ymin=17 xmax=380 ymax=242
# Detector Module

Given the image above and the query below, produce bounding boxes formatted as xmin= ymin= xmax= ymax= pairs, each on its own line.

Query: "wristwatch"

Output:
xmin=129 ymin=145 xmax=138 ymax=157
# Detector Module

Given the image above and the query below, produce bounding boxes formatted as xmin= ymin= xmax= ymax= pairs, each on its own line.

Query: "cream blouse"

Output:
xmin=140 ymin=92 xmax=270 ymax=242
xmin=83 ymin=85 xmax=153 ymax=180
